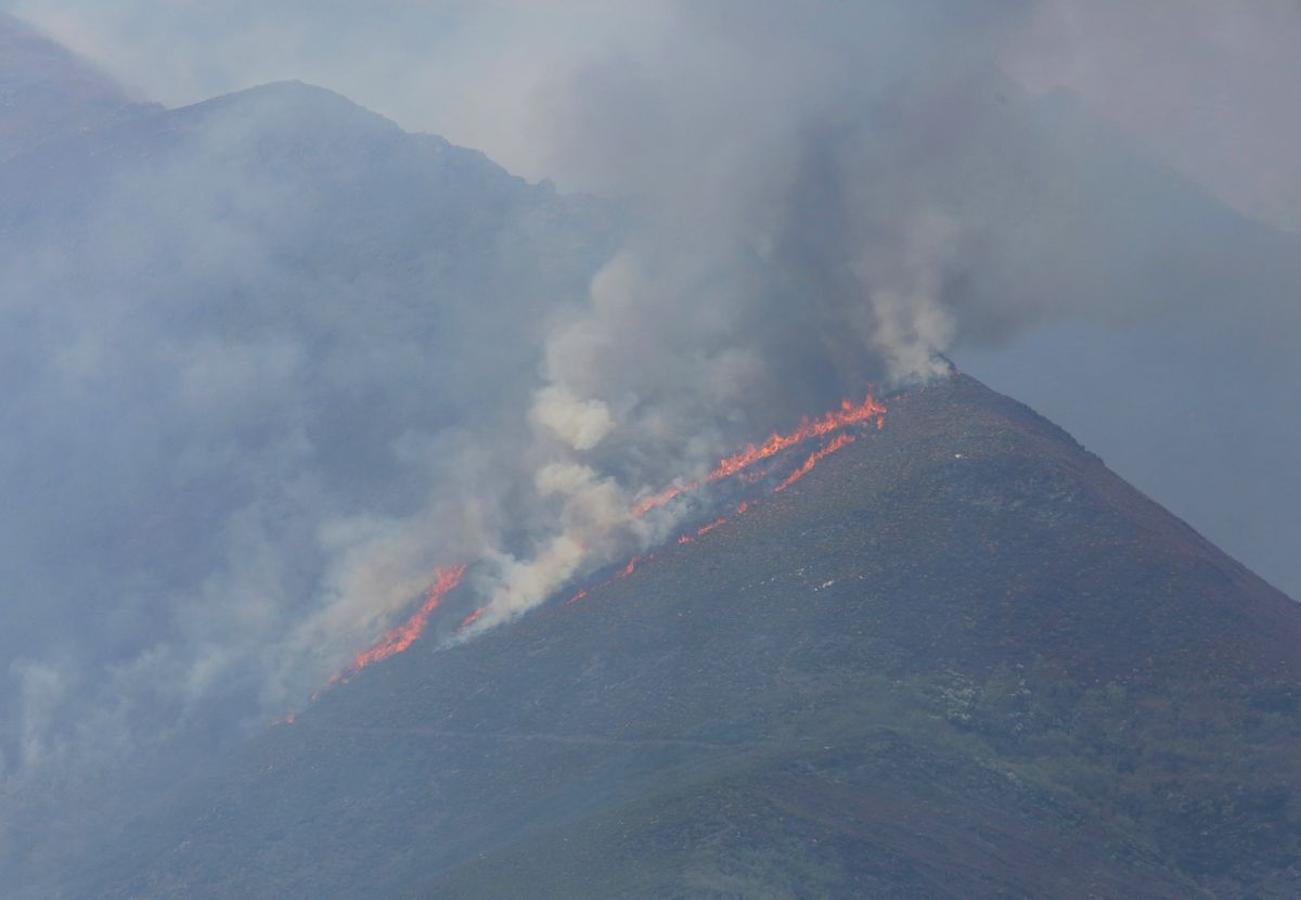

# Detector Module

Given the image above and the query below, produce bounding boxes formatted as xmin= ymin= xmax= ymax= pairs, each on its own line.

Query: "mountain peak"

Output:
xmin=186 ymin=79 xmax=403 ymax=133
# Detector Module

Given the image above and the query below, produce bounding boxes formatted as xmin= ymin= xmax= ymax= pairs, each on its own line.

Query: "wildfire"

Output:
xmin=775 ymin=433 xmax=857 ymax=493
xmin=696 ymin=516 xmax=727 ymax=537
xmin=332 ymin=564 xmax=467 ymax=684
xmin=310 ymin=389 xmax=885 ymax=707
xmin=709 ymin=394 xmax=883 ymax=481
xmin=566 ymin=548 xmax=662 ymax=608
xmin=586 ymin=394 xmax=882 ymax=612
xmin=631 ymin=392 xmax=885 ymax=515
xmin=631 ymin=484 xmax=692 ymax=517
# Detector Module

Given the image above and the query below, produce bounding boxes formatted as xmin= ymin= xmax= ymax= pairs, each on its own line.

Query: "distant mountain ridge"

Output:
xmin=0 ymin=12 xmax=157 ymax=159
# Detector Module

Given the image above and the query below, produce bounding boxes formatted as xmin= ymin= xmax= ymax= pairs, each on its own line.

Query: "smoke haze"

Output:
xmin=1 ymin=1 xmax=1300 ymax=879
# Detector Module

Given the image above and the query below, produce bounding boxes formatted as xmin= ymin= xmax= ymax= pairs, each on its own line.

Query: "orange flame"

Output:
xmin=333 ymin=564 xmax=466 ymax=684
xmin=696 ymin=516 xmax=726 ymax=537
xmin=709 ymin=394 xmax=882 ymax=481
xmin=564 ymin=552 xmax=650 ymax=608
xmin=774 ymin=433 xmax=857 ymax=493
xmin=631 ymin=484 xmax=692 ymax=517
xmin=631 ymin=392 xmax=885 ymax=515
xmin=458 ymin=607 xmax=485 ymax=631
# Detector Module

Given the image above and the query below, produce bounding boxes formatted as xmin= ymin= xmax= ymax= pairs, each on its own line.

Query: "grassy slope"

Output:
xmin=78 ymin=376 xmax=1301 ymax=899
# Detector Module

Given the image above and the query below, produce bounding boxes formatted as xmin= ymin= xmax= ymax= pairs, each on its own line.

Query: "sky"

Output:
xmin=2 ymin=1 xmax=1299 ymax=878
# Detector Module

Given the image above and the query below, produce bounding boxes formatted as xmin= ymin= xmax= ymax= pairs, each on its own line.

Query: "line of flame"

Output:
xmin=695 ymin=516 xmax=727 ymax=536
xmin=631 ymin=392 xmax=884 ymax=515
xmin=314 ymin=391 xmax=884 ymax=704
xmin=708 ymin=395 xmax=882 ymax=481
xmin=774 ymin=433 xmax=857 ymax=493
xmin=334 ymin=564 xmax=467 ymax=683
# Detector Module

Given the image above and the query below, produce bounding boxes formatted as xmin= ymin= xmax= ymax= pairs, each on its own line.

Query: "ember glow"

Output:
xmin=565 ymin=548 xmax=664 ymax=607
xmin=458 ymin=607 xmax=486 ymax=631
xmin=775 ymin=433 xmax=858 ymax=493
xmin=696 ymin=516 xmax=727 ymax=537
xmin=630 ymin=483 xmax=691 ymax=518
xmin=631 ymin=392 xmax=885 ymax=515
xmin=333 ymin=564 xmax=467 ymax=683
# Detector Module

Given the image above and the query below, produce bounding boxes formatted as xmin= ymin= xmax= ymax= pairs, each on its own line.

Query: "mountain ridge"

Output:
xmin=0 ymin=12 xmax=157 ymax=159
xmin=38 ymin=373 xmax=1299 ymax=899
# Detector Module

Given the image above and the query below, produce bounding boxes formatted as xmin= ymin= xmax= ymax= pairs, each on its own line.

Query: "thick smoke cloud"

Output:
xmin=457 ymin=4 xmax=1036 ymax=636
xmin=511 ymin=0 xmax=1301 ymax=602
xmin=0 ymin=75 xmax=617 ymax=808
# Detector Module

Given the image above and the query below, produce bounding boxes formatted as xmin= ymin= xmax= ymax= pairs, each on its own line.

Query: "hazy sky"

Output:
xmin=8 ymin=0 xmax=1301 ymax=231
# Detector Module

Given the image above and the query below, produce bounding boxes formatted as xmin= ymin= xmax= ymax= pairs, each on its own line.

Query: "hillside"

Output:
xmin=0 ymin=13 xmax=155 ymax=159
xmin=46 ymin=374 xmax=1301 ymax=899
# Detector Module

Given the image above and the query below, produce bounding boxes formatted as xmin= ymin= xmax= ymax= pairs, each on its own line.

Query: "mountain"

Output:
xmin=39 ymin=373 xmax=1301 ymax=899
xmin=4 ymin=22 xmax=1301 ymax=898
xmin=0 ymin=74 xmax=620 ymax=894
xmin=0 ymin=13 xmax=156 ymax=159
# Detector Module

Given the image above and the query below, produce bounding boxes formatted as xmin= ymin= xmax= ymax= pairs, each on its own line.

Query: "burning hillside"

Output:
xmin=294 ymin=389 xmax=888 ymax=711
xmin=104 ymin=374 xmax=1301 ymax=900
xmin=631 ymin=393 xmax=886 ymax=516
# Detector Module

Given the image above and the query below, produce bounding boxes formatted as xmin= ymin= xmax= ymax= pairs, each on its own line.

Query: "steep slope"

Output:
xmin=0 ymin=13 xmax=155 ymax=158
xmin=52 ymin=375 xmax=1301 ymax=899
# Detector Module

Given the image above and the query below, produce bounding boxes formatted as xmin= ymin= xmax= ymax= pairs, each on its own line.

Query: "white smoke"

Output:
xmin=530 ymin=386 xmax=615 ymax=452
